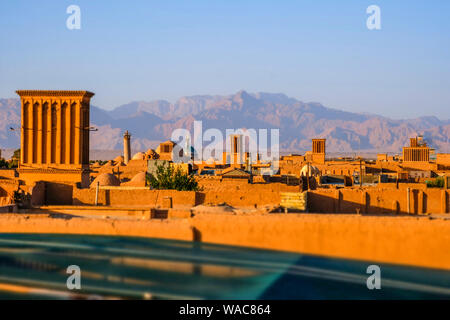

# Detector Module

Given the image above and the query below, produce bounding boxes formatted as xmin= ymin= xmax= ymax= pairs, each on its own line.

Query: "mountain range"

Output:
xmin=1 ymin=91 xmax=449 ymax=155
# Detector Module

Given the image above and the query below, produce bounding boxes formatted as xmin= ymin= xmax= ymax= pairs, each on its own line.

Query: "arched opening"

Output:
xmin=51 ymin=103 xmax=57 ymax=163
xmin=60 ymin=102 xmax=68 ymax=164
xmin=70 ymin=102 xmax=76 ymax=163
xmin=42 ymin=102 xmax=49 ymax=163
xmin=23 ymin=102 xmax=30 ymax=163
xmin=0 ymin=187 xmax=9 ymax=205
xmin=32 ymin=102 xmax=39 ymax=163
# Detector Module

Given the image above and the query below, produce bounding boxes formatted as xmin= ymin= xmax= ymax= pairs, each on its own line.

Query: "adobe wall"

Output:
xmin=0 ymin=214 xmax=193 ymax=241
xmin=199 ymin=182 xmax=299 ymax=207
xmin=19 ymin=170 xmax=89 ymax=188
xmin=73 ymin=188 xmax=197 ymax=207
xmin=437 ymin=153 xmax=450 ymax=164
xmin=402 ymin=162 xmax=437 ymax=171
xmin=190 ymin=213 xmax=450 ymax=270
xmin=279 ymin=163 xmax=302 ymax=175
xmin=0 ymin=182 xmax=18 ymax=196
xmin=0 ymin=205 xmax=18 ymax=213
xmin=437 ymin=154 xmax=450 ymax=170
xmin=0 ymin=169 xmax=17 ymax=179
xmin=30 ymin=182 xmax=46 ymax=206
xmin=0 ymin=180 xmax=71 ymax=206
xmin=1 ymin=211 xmax=448 ymax=269
xmin=309 ymin=186 xmax=449 ymax=214
xmin=376 ymin=182 xmax=428 ymax=190
xmin=25 ymin=174 xmax=450 ymax=213
xmin=0 ymin=180 xmax=20 ymax=205
xmin=71 ymin=182 xmax=299 ymax=207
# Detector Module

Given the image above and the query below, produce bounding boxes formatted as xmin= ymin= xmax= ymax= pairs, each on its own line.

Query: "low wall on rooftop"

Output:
xmin=71 ymin=182 xmax=300 ymax=208
xmin=190 ymin=213 xmax=450 ymax=270
xmin=0 ymin=169 xmax=17 ymax=180
xmin=1 ymin=210 xmax=449 ymax=269
xmin=199 ymin=182 xmax=299 ymax=207
xmin=0 ymin=204 xmax=17 ymax=213
xmin=73 ymin=187 xmax=198 ymax=207
xmin=27 ymin=177 xmax=450 ymax=213
xmin=309 ymin=186 xmax=449 ymax=214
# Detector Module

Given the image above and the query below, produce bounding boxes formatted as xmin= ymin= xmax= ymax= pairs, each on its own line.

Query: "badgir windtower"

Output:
xmin=16 ymin=90 xmax=94 ymax=188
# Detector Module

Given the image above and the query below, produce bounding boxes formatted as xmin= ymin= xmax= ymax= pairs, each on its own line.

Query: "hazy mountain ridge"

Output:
xmin=1 ymin=92 xmax=449 ymax=154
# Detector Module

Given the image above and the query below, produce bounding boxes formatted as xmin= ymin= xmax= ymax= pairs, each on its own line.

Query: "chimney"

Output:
xmin=123 ymin=130 xmax=131 ymax=164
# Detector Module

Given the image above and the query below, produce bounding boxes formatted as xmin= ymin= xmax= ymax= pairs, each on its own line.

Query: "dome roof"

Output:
xmin=121 ymin=171 xmax=147 ymax=187
xmin=91 ymin=161 xmax=101 ymax=167
xmin=114 ymin=155 xmax=124 ymax=162
xmin=102 ymin=160 xmax=114 ymax=167
xmin=90 ymin=173 xmax=120 ymax=187
xmin=131 ymin=171 xmax=147 ymax=183
xmin=300 ymin=164 xmax=320 ymax=177
xmin=131 ymin=152 xmax=146 ymax=160
xmin=145 ymin=149 xmax=156 ymax=155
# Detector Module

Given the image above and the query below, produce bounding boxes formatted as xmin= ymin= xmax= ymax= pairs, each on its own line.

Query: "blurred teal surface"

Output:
xmin=0 ymin=233 xmax=448 ymax=299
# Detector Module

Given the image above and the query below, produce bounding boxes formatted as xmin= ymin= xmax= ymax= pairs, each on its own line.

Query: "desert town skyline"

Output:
xmin=1 ymin=90 xmax=449 ymax=156
xmin=0 ymin=1 xmax=449 ymax=302
xmin=0 ymin=90 xmax=448 ymax=259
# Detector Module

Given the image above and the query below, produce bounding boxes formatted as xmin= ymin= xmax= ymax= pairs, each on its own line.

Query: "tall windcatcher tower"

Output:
xmin=15 ymin=90 xmax=94 ymax=187
xmin=123 ymin=130 xmax=131 ymax=164
xmin=230 ymin=134 xmax=244 ymax=167
xmin=311 ymin=138 xmax=326 ymax=164
xmin=403 ymin=135 xmax=430 ymax=162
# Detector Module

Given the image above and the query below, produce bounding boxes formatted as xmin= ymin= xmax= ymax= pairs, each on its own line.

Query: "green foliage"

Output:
xmin=8 ymin=160 xmax=18 ymax=169
xmin=7 ymin=149 xmax=20 ymax=168
xmin=426 ymin=177 xmax=445 ymax=188
xmin=0 ymin=159 xmax=8 ymax=168
xmin=90 ymin=160 xmax=109 ymax=166
xmin=147 ymin=163 xmax=199 ymax=191
xmin=0 ymin=159 xmax=17 ymax=169
xmin=0 ymin=149 xmax=19 ymax=168
xmin=12 ymin=149 xmax=20 ymax=160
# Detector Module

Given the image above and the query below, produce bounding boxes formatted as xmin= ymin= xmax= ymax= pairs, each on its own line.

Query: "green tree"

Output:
xmin=8 ymin=149 xmax=20 ymax=168
xmin=426 ymin=177 xmax=445 ymax=188
xmin=147 ymin=163 xmax=199 ymax=191
xmin=0 ymin=159 xmax=8 ymax=168
xmin=12 ymin=149 xmax=20 ymax=160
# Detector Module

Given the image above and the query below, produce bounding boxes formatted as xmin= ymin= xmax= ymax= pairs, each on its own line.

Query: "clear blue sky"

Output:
xmin=1 ymin=0 xmax=449 ymax=119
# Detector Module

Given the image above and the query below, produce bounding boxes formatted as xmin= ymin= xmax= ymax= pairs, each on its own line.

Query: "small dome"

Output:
xmin=122 ymin=171 xmax=147 ymax=187
xmin=114 ymin=155 xmax=124 ymax=162
xmin=102 ymin=160 xmax=114 ymax=167
xmin=92 ymin=161 xmax=101 ymax=167
xmin=300 ymin=164 xmax=320 ymax=177
xmin=132 ymin=152 xmax=146 ymax=160
xmin=90 ymin=173 xmax=120 ymax=187
xmin=145 ymin=148 xmax=156 ymax=155
xmin=131 ymin=171 xmax=147 ymax=183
